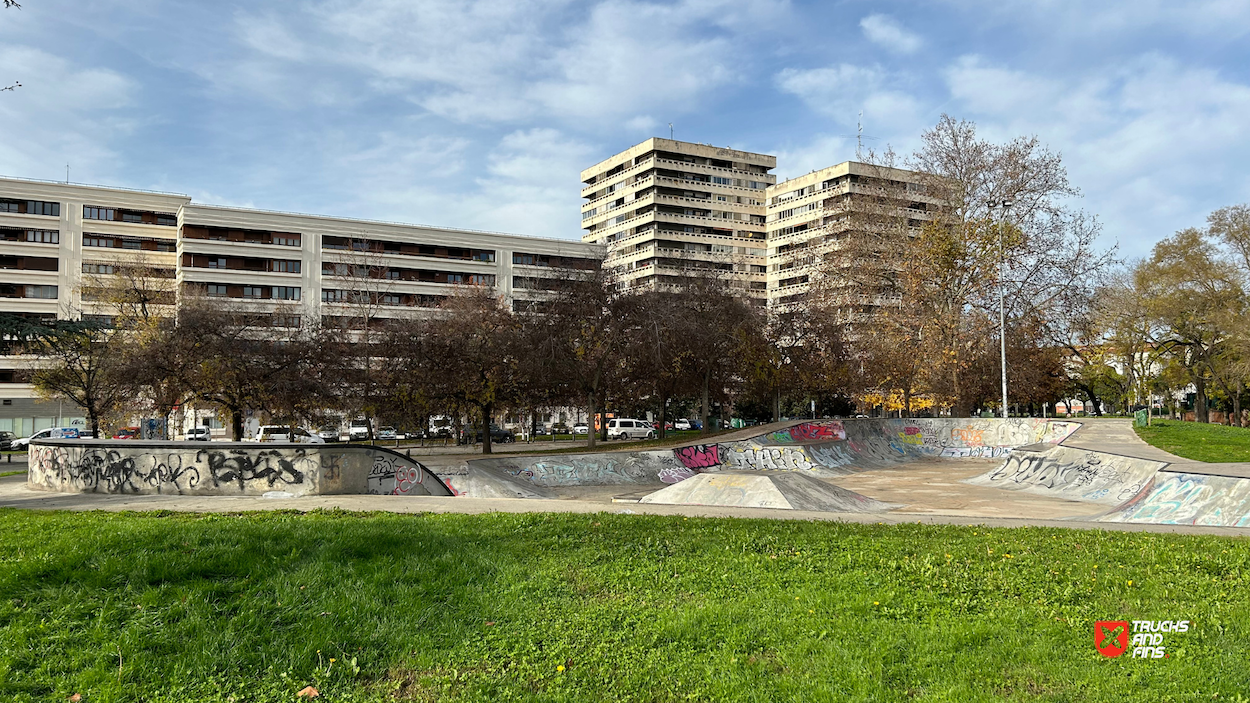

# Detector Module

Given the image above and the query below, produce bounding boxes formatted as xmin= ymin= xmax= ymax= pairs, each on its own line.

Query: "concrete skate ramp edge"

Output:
xmin=1099 ymin=471 xmax=1250 ymax=527
xmin=464 ymin=418 xmax=1082 ymax=496
xmin=471 ymin=450 xmax=696 ymax=487
xmin=27 ymin=440 xmax=453 ymax=497
xmin=963 ymin=445 xmax=1166 ymax=506
xmin=638 ymin=471 xmax=895 ymax=513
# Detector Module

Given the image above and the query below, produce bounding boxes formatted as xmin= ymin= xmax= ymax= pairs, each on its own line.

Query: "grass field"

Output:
xmin=1134 ymin=419 xmax=1250 ymax=463
xmin=0 ymin=509 xmax=1247 ymax=702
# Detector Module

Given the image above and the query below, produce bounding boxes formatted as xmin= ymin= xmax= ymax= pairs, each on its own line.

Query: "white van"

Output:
xmin=606 ymin=419 xmax=655 ymax=441
xmin=256 ymin=426 xmax=325 ymax=443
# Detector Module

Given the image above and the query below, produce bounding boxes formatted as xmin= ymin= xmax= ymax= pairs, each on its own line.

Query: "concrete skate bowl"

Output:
xmin=695 ymin=418 xmax=1081 ymax=476
xmin=963 ymin=442 xmax=1250 ymax=527
xmin=1099 ymin=471 xmax=1250 ymax=527
xmin=457 ymin=418 xmax=1082 ymax=512
xmin=27 ymin=440 xmax=453 ymax=497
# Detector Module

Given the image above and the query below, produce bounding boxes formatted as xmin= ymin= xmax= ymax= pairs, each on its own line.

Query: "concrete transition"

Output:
xmin=1100 ymin=472 xmax=1250 ymax=527
xmin=457 ymin=418 xmax=1081 ymax=511
xmin=27 ymin=440 xmax=453 ymax=497
xmin=964 ymin=445 xmax=1166 ymax=506
xmin=639 ymin=471 xmax=896 ymax=513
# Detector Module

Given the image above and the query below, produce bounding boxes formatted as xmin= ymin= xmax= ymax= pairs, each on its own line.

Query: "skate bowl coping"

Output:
xmin=26 ymin=440 xmax=453 ymax=497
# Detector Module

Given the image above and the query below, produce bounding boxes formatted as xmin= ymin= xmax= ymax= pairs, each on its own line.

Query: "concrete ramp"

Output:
xmin=470 ymin=450 xmax=696 ymax=488
xmin=963 ymin=446 xmax=1165 ymax=505
xmin=1100 ymin=472 xmax=1250 ymax=527
xmin=638 ymin=471 xmax=895 ymax=513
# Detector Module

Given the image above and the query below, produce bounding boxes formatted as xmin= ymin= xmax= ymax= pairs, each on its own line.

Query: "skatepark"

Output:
xmin=7 ymin=417 xmax=1250 ymax=531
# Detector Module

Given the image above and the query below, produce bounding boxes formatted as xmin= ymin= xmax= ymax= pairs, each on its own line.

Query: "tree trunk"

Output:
xmin=772 ymin=385 xmax=781 ymax=423
xmin=88 ymin=411 xmax=100 ymax=440
xmin=586 ymin=392 xmax=597 ymax=449
xmin=1234 ymin=389 xmax=1243 ymax=428
xmin=700 ymin=368 xmax=711 ymax=436
xmin=1195 ymin=379 xmax=1209 ymax=423
xmin=231 ymin=407 xmax=244 ymax=441
xmin=481 ymin=402 xmax=493 ymax=454
xmin=657 ymin=394 xmax=668 ymax=440
xmin=903 ymin=389 xmax=912 ymax=419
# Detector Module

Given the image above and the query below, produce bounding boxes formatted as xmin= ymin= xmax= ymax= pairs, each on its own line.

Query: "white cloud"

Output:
xmin=860 ymin=14 xmax=922 ymax=54
xmin=943 ymin=53 xmax=1250 ymax=257
xmin=775 ymin=63 xmax=924 ymax=137
xmin=214 ymin=0 xmax=789 ymax=124
xmin=0 ymin=46 xmax=136 ymax=183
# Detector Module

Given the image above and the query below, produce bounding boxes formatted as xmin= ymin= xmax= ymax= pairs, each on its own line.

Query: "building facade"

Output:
xmin=764 ymin=161 xmax=936 ymax=314
xmin=580 ymin=138 xmax=776 ymax=304
xmin=0 ymin=177 xmax=601 ymax=436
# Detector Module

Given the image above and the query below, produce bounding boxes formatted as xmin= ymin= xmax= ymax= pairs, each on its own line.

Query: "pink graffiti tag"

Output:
xmin=784 ymin=421 xmax=847 ymax=443
xmin=674 ymin=444 xmax=720 ymax=469
xmin=904 ymin=426 xmax=922 ymax=436
xmin=392 ymin=466 xmax=425 ymax=495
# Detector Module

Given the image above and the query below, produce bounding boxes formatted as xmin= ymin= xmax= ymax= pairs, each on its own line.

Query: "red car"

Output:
xmin=112 ymin=427 xmax=140 ymax=439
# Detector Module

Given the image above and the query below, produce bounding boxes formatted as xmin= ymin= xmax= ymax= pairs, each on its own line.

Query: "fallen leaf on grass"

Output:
xmin=297 ymin=685 xmax=319 ymax=698
xmin=68 ymin=695 xmax=81 ymax=702
xmin=485 ymin=621 xmax=495 ymax=626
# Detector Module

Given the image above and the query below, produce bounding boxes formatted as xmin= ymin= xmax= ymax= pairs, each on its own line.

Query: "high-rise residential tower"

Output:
xmin=580 ymin=138 xmax=776 ymax=304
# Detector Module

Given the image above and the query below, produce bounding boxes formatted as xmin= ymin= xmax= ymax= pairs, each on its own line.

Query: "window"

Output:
xmin=581 ymin=208 xmax=596 ymax=220
xmin=446 ymin=273 xmax=463 ymax=284
xmin=25 ymin=285 xmax=58 ymax=299
xmin=321 ymin=289 xmax=347 ymax=302
xmin=206 ymin=284 xmax=227 ymax=297
xmin=83 ymin=206 xmax=115 ymax=221
xmin=467 ymin=274 xmax=494 ymax=285
xmin=272 ymin=286 xmax=300 ymax=300
xmin=272 ymin=260 xmax=301 ymax=273
xmin=384 ymin=270 xmax=400 ymax=280
xmin=272 ymin=315 xmax=301 ymax=328
xmin=273 ymin=235 xmax=301 ymax=247
xmin=242 ymin=286 xmax=266 ymax=299
xmin=122 ymin=212 xmax=143 ymax=223
xmin=513 ymin=253 xmax=537 ymax=266
xmin=0 ymin=201 xmax=15 ymax=213
xmin=122 ymin=239 xmax=142 ymax=250
xmin=207 ymin=257 xmax=227 ymax=269
xmin=472 ymin=250 xmax=495 ymax=262
xmin=381 ymin=294 xmax=401 ymax=305
xmin=83 ymin=236 xmax=114 ymax=248
xmin=749 ymin=181 xmax=768 ymax=190
xmin=26 ymin=230 xmax=58 ymax=244
xmin=83 ymin=263 xmax=115 ymax=274
xmin=712 ymin=176 xmax=733 ymax=186
xmin=156 ymin=214 xmax=177 ymax=227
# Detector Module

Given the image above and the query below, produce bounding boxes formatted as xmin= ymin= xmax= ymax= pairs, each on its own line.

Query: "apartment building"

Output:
xmin=0 ymin=177 xmax=602 ymax=436
xmin=764 ymin=161 xmax=936 ymax=314
xmin=580 ymin=138 xmax=776 ymax=304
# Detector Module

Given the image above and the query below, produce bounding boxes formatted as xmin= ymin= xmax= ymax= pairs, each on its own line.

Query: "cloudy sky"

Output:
xmin=2 ymin=0 xmax=1248 ymax=258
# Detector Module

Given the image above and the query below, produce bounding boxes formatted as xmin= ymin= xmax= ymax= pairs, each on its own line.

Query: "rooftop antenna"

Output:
xmin=65 ymin=164 xmax=69 ymax=184
xmin=853 ymin=111 xmax=878 ymax=161
xmin=669 ymin=123 xmax=674 ymax=140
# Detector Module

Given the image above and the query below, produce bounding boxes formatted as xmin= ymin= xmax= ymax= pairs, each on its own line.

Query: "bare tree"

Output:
xmin=30 ymin=320 xmax=130 ymax=438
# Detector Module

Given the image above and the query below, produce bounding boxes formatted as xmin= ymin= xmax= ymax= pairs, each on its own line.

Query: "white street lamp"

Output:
xmin=989 ymin=200 xmax=1013 ymax=419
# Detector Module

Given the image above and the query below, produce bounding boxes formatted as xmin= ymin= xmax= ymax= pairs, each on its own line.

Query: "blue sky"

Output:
xmin=2 ymin=0 xmax=1249 ymax=259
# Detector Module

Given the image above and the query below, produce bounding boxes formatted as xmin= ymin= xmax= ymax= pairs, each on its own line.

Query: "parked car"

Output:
xmin=459 ymin=424 xmax=515 ymax=444
xmin=183 ymin=427 xmax=212 ymax=441
xmin=256 ymin=425 xmax=326 ymax=443
xmin=12 ymin=427 xmax=80 ymax=450
xmin=0 ymin=430 xmax=15 ymax=450
xmin=572 ymin=424 xmax=589 ymax=435
xmin=317 ymin=426 xmax=340 ymax=442
xmin=113 ymin=427 xmax=140 ymax=440
xmin=377 ymin=426 xmax=398 ymax=440
xmin=607 ymin=418 xmax=655 ymax=441
xmin=674 ymin=418 xmax=692 ymax=431
xmin=348 ymin=420 xmax=372 ymax=441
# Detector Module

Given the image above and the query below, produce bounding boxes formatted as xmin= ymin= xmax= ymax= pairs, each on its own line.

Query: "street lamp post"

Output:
xmin=990 ymin=200 xmax=1013 ymax=420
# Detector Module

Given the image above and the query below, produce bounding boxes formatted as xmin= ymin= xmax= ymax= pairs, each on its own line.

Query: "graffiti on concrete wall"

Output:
xmin=719 ymin=443 xmax=817 ymax=471
xmin=1102 ymin=472 xmax=1250 ymax=527
xmin=29 ymin=444 xmax=308 ymax=494
xmin=976 ymin=448 xmax=1159 ymax=504
xmin=674 ymin=444 xmax=720 ymax=469
xmin=766 ymin=421 xmax=847 ymax=444
xmin=657 ymin=465 xmax=698 ymax=484
xmin=365 ymin=452 xmax=446 ymax=495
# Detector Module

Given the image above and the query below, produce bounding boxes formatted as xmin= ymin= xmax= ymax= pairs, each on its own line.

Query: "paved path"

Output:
xmin=1061 ymin=418 xmax=1250 ymax=478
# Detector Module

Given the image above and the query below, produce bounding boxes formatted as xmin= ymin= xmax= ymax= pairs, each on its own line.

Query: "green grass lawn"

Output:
xmin=1134 ymin=419 xmax=1250 ymax=463
xmin=0 ymin=510 xmax=1246 ymax=702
